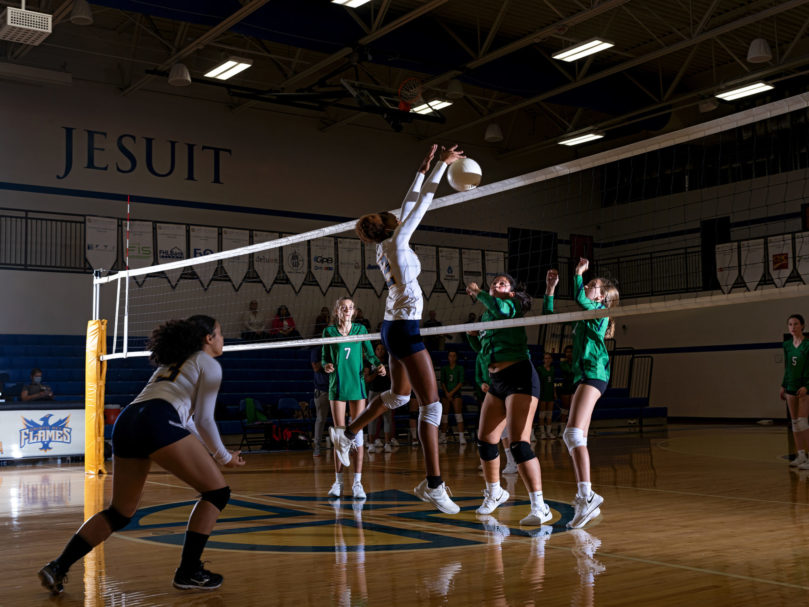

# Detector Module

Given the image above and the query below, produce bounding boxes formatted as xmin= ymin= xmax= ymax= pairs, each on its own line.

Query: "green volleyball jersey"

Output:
xmin=440 ymin=364 xmax=465 ymax=393
xmin=782 ymin=339 xmax=809 ymax=391
xmin=474 ymin=351 xmax=490 ymax=387
xmin=537 ymin=365 xmax=555 ymax=401
xmin=321 ymin=323 xmax=380 ymax=401
xmin=472 ymin=291 xmax=530 ymax=366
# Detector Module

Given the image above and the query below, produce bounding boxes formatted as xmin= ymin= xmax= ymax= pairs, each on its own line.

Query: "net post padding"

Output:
xmin=83 ymin=474 xmax=107 ymax=597
xmin=85 ymin=319 xmax=108 ymax=475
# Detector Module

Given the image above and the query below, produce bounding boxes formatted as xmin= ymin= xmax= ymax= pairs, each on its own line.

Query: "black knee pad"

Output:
xmin=477 ymin=441 xmax=500 ymax=461
xmin=510 ymin=441 xmax=536 ymax=464
xmin=201 ymin=486 xmax=231 ymax=512
xmin=409 ymin=410 xmax=419 ymax=420
xmin=101 ymin=506 xmax=132 ymax=531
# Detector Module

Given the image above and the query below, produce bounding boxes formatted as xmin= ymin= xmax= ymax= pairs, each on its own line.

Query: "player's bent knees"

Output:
xmin=201 ymin=486 xmax=231 ymax=512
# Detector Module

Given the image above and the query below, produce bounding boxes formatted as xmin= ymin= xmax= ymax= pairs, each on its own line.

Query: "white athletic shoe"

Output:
xmin=798 ymin=460 xmax=809 ymax=471
xmin=567 ymin=492 xmax=604 ymax=529
xmin=329 ymin=427 xmax=354 ymax=468
xmin=478 ymin=514 xmax=511 ymax=545
xmin=367 ymin=443 xmax=376 ymax=453
xmin=414 ymin=479 xmax=461 ymax=514
xmin=352 ymin=482 xmax=367 ymax=500
xmin=458 ymin=433 xmax=467 ymax=445
xmin=569 ymin=529 xmax=606 ymax=581
xmin=520 ymin=502 xmax=553 ymax=526
xmin=390 ymin=438 xmax=400 ymax=447
xmin=546 ymin=427 xmax=555 ymax=439
xmin=374 ymin=438 xmax=384 ymax=448
xmin=502 ymin=461 xmax=519 ymax=475
xmin=328 ymin=481 xmax=342 ymax=498
xmin=476 ymin=487 xmax=510 ymax=515
xmin=384 ymin=442 xmax=393 ymax=453
xmin=424 ymin=561 xmax=462 ymax=597
xmin=438 ymin=433 xmax=448 ymax=445
xmin=790 ymin=452 xmax=809 ymax=467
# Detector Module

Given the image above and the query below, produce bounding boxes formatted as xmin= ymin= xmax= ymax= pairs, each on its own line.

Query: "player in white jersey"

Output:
xmin=39 ymin=315 xmax=245 ymax=595
xmin=330 ymin=144 xmax=464 ymax=514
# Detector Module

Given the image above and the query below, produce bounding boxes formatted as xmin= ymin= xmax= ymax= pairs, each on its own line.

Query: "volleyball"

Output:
xmin=447 ymin=158 xmax=482 ymax=191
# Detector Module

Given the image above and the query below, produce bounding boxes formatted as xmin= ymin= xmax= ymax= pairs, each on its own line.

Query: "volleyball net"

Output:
xmin=91 ymin=91 xmax=809 ymax=361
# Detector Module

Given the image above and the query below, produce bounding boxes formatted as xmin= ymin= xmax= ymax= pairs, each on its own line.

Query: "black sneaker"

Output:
xmin=39 ymin=561 xmax=67 ymax=595
xmin=173 ymin=564 xmax=223 ymax=590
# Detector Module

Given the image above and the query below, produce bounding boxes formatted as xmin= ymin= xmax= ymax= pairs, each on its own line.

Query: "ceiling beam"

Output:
xmin=663 ymin=42 xmax=700 ymax=100
xmin=480 ymin=0 xmax=511 ymax=57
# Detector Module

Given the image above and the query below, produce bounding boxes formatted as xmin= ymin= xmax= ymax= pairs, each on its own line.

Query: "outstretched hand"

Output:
xmin=418 ymin=144 xmax=438 ymax=174
xmin=575 ymin=257 xmax=590 ymax=276
xmin=546 ymin=269 xmax=559 ymax=293
xmin=440 ymin=144 xmax=465 ymax=165
xmin=466 ymin=282 xmax=481 ymax=296
xmin=225 ymin=450 xmax=246 ymax=467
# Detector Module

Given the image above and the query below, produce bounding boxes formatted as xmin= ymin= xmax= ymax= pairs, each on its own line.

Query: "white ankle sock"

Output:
xmin=353 ymin=473 xmax=362 ymax=483
xmin=486 ymin=481 xmax=501 ymax=497
xmin=529 ymin=490 xmax=545 ymax=510
xmin=335 ymin=472 xmax=342 ymax=484
xmin=577 ymin=482 xmax=592 ymax=498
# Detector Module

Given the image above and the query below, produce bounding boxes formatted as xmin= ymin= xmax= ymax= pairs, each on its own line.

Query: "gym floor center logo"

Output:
xmin=20 ymin=414 xmax=72 ymax=452
xmin=121 ymin=490 xmax=574 ymax=553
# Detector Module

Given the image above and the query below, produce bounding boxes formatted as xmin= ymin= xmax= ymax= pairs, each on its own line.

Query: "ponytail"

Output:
xmin=147 ymin=315 xmax=216 ymax=367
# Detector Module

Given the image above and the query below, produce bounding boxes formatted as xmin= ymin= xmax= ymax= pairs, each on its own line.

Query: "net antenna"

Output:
xmin=397 ymin=77 xmax=423 ymax=112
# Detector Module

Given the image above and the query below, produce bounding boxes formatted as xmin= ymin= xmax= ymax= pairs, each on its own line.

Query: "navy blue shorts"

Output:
xmin=381 ymin=319 xmax=425 ymax=360
xmin=576 ymin=378 xmax=609 ymax=395
xmin=488 ymin=360 xmax=540 ymax=400
xmin=112 ymin=398 xmax=191 ymax=459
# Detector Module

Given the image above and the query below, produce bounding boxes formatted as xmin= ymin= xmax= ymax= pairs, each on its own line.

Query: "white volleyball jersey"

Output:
xmin=379 ymin=162 xmax=447 ymax=321
xmin=131 ymin=350 xmax=230 ymax=464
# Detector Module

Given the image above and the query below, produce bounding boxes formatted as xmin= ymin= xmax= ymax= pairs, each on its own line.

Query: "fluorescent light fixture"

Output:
xmin=559 ymin=131 xmax=604 ymax=146
xmin=332 ymin=0 xmax=372 ymax=7
xmin=552 ymin=38 xmax=614 ymax=62
xmin=715 ymin=81 xmax=773 ymax=101
xmin=411 ymin=99 xmax=453 ymax=114
xmin=204 ymin=57 xmax=252 ymax=80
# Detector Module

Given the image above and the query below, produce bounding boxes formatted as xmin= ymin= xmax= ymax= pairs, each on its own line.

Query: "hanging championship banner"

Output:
xmin=283 ymin=240 xmax=309 ymax=293
xmin=190 ymin=225 xmax=219 ymax=289
xmin=768 ymin=234 xmax=793 ymax=288
xmin=125 ymin=221 xmax=153 ymax=285
xmin=795 ymin=231 xmax=809 ymax=284
xmin=715 ymin=242 xmax=738 ymax=294
xmin=253 ymin=231 xmax=279 ymax=291
xmin=485 ymin=250 xmax=506 ymax=287
xmin=740 ymin=239 xmax=764 ymax=291
xmin=415 ymin=244 xmax=437 ymax=298
xmin=221 ymin=228 xmax=249 ymax=289
xmin=310 ymin=238 xmax=335 ymax=294
xmin=438 ymin=247 xmax=460 ymax=300
xmin=462 ymin=249 xmax=483 ymax=287
xmin=156 ymin=223 xmax=186 ymax=287
xmin=364 ymin=243 xmax=385 ymax=296
xmin=85 ymin=216 xmax=117 ymax=271
xmin=338 ymin=238 xmax=362 ymax=295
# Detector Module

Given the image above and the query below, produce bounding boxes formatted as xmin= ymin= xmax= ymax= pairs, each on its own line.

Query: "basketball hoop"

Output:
xmin=398 ymin=77 xmax=423 ymax=112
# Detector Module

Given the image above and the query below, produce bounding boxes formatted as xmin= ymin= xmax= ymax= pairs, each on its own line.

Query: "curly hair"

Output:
xmin=355 ymin=212 xmax=397 ymax=243
xmin=146 ymin=315 xmax=217 ymax=367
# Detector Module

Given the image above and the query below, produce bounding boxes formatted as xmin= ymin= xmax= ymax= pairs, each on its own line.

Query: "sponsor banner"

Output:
xmin=190 ymin=225 xmax=219 ymax=288
xmin=461 ymin=249 xmax=483 ymax=287
xmin=438 ymin=247 xmax=460 ymax=300
xmin=221 ymin=228 xmax=249 ymax=289
xmin=156 ymin=223 xmax=186 ymax=287
xmin=715 ymin=242 xmax=738 ymax=294
xmin=740 ymin=239 xmax=764 ymax=291
xmin=768 ymin=234 xmax=793 ymax=288
xmin=284 ymin=241 xmax=309 ymax=293
xmin=310 ymin=238 xmax=335 ymax=294
xmin=415 ymin=244 xmax=437 ymax=298
xmin=796 ymin=232 xmax=809 ymax=284
xmin=0 ymin=407 xmax=85 ymax=460
xmin=365 ymin=243 xmax=385 ymax=296
xmin=124 ymin=220 xmax=153 ymax=285
xmin=338 ymin=238 xmax=362 ymax=294
xmin=253 ymin=231 xmax=279 ymax=291
xmin=484 ymin=250 xmax=505 ymax=287
xmin=84 ymin=216 xmax=117 ymax=271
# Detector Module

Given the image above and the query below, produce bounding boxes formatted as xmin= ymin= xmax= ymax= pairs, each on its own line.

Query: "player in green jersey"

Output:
xmin=466 ymin=275 xmax=551 ymax=525
xmin=545 ymin=262 xmax=619 ymax=529
xmin=439 ymin=350 xmax=467 ymax=445
xmin=536 ymin=352 xmax=557 ymax=439
xmin=781 ymin=314 xmax=809 ymax=468
xmin=322 ymin=297 xmax=385 ymax=500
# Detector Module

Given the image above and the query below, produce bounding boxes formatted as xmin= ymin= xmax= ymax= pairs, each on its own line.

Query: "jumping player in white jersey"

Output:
xmin=331 ymin=144 xmax=464 ymax=514
xmin=38 ymin=315 xmax=245 ymax=595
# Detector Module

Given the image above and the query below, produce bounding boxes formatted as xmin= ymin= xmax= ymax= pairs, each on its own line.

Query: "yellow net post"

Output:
xmin=85 ymin=319 xmax=108 ymax=475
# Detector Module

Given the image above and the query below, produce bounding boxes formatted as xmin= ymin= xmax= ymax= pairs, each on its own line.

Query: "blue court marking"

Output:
xmin=125 ymin=498 xmax=306 ymax=530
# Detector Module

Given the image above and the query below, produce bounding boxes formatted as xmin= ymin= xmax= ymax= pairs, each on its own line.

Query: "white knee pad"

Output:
xmin=563 ymin=427 xmax=587 ymax=453
xmin=381 ymin=391 xmax=410 ymax=410
xmin=454 ymin=413 xmax=463 ymax=423
xmin=442 ymin=414 xmax=449 ymax=424
xmin=419 ymin=401 xmax=442 ymax=428
xmin=796 ymin=417 xmax=809 ymax=432
xmin=354 ymin=430 xmax=364 ymax=447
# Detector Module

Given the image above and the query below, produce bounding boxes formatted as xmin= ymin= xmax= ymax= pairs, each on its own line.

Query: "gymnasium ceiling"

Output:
xmin=3 ymin=0 xmax=809 ymax=164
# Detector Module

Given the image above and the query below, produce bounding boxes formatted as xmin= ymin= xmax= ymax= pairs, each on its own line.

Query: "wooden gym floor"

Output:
xmin=3 ymin=424 xmax=808 ymax=606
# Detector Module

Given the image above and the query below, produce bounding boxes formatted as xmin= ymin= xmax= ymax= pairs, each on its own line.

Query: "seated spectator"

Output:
xmin=21 ymin=368 xmax=54 ymax=402
xmin=423 ymin=309 xmax=444 ymax=351
xmin=241 ymin=299 xmax=268 ymax=341
xmin=313 ymin=306 xmax=331 ymax=337
xmin=269 ymin=305 xmax=301 ymax=340
xmin=355 ymin=308 xmax=372 ymax=331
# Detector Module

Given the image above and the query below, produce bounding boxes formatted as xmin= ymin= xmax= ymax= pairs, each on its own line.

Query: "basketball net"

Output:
xmin=398 ymin=77 xmax=423 ymax=112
